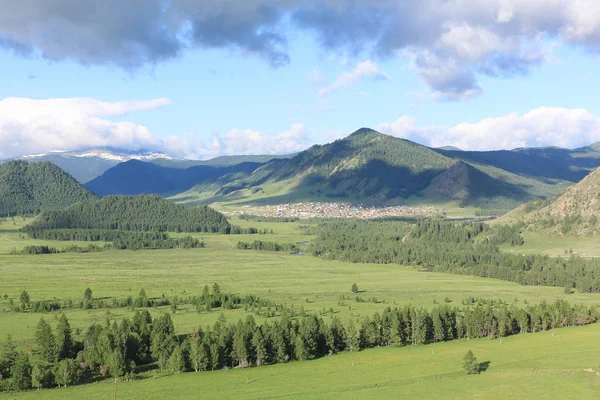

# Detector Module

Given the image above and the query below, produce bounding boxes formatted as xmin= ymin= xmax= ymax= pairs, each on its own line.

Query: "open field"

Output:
xmin=5 ymin=323 xmax=600 ymax=400
xmin=501 ymin=231 xmax=600 ymax=258
xmin=3 ymin=220 xmax=600 ymax=349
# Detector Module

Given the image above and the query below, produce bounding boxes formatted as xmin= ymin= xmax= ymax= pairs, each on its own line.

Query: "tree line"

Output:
xmin=236 ymin=240 xmax=299 ymax=252
xmin=310 ymin=219 xmax=600 ymax=292
xmin=1 ymin=297 xmax=596 ymax=392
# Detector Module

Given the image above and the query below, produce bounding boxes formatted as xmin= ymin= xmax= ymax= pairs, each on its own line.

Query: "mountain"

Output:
xmin=179 ymin=128 xmax=559 ymax=209
xmin=8 ymin=148 xmax=178 ymax=183
xmin=502 ymin=167 xmax=600 ymax=235
xmin=0 ymin=161 xmax=95 ymax=217
xmin=85 ymin=160 xmax=263 ymax=196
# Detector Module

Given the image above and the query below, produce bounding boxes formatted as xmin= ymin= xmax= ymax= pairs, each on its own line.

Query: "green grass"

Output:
xmin=3 ymin=219 xmax=600 ymax=398
xmin=6 ymin=324 xmax=600 ymax=399
xmin=501 ymin=231 xmax=600 ymax=257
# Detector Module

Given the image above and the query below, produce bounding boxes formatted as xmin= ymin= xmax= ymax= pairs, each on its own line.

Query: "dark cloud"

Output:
xmin=0 ymin=0 xmax=599 ymax=98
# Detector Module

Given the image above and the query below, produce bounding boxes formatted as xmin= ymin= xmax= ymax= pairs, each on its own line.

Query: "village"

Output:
xmin=227 ymin=202 xmax=442 ymax=219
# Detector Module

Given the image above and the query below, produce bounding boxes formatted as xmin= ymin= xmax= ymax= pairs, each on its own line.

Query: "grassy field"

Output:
xmin=5 ymin=323 xmax=600 ymax=399
xmin=3 ymin=218 xmax=600 ymax=398
xmin=501 ymin=231 xmax=600 ymax=257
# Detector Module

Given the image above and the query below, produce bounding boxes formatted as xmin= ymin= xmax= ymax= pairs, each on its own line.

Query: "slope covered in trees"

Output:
xmin=0 ymin=161 xmax=95 ymax=217
xmin=181 ymin=129 xmax=567 ymax=208
xmin=501 ymin=167 xmax=600 ymax=235
xmin=85 ymin=160 xmax=263 ymax=196
xmin=25 ymin=195 xmax=230 ymax=233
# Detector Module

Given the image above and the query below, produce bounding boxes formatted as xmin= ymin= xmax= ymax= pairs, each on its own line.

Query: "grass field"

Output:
xmin=501 ymin=231 xmax=600 ymax=258
xmin=5 ymin=323 xmax=600 ymax=399
xmin=3 ymin=218 xmax=600 ymax=398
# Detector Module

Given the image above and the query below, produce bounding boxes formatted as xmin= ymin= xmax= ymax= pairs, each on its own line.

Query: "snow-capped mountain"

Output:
xmin=11 ymin=147 xmax=180 ymax=183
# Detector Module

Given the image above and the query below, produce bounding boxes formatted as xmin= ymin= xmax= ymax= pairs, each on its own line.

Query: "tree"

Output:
xmin=189 ymin=340 xmax=209 ymax=372
xmin=251 ymin=329 xmax=267 ymax=366
xmin=169 ymin=345 xmax=187 ymax=374
xmin=54 ymin=358 xmax=77 ymax=387
xmin=462 ymin=350 xmax=478 ymax=374
xmin=351 ymin=283 xmax=359 ymax=294
xmin=212 ymin=283 xmax=221 ymax=295
xmin=106 ymin=350 xmax=125 ymax=382
xmin=55 ymin=314 xmax=74 ymax=360
xmin=0 ymin=334 xmax=16 ymax=378
xmin=31 ymin=363 xmax=53 ymax=390
xmin=345 ymin=320 xmax=360 ymax=352
xmin=150 ymin=314 xmax=176 ymax=369
xmin=11 ymin=351 xmax=32 ymax=390
xmin=84 ymin=287 xmax=93 ymax=301
xmin=35 ymin=318 xmax=56 ymax=362
xmin=20 ymin=290 xmax=30 ymax=309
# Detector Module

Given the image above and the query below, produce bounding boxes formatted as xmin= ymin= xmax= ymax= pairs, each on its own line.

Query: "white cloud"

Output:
xmin=307 ymin=68 xmax=325 ymax=86
xmin=377 ymin=107 xmax=600 ymax=150
xmin=318 ymin=60 xmax=389 ymax=96
xmin=165 ymin=124 xmax=311 ymax=159
xmin=0 ymin=97 xmax=170 ymax=159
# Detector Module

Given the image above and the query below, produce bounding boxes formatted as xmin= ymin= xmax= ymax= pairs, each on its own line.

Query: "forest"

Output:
xmin=0 ymin=283 xmax=596 ymax=392
xmin=310 ymin=219 xmax=600 ymax=292
xmin=25 ymin=195 xmax=230 ymax=233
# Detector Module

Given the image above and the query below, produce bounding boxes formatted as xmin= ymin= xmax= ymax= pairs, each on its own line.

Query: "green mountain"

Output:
xmin=181 ymin=128 xmax=562 ymax=209
xmin=85 ymin=160 xmax=263 ymax=196
xmin=26 ymin=194 xmax=230 ymax=233
xmin=0 ymin=161 xmax=95 ymax=217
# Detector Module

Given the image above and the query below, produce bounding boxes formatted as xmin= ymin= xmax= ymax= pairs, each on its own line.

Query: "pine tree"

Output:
xmin=150 ymin=314 xmax=176 ymax=369
xmin=11 ymin=351 xmax=32 ymax=390
xmin=462 ymin=350 xmax=479 ymax=374
xmin=55 ymin=314 xmax=73 ymax=360
xmin=107 ymin=350 xmax=125 ymax=381
xmin=20 ymin=290 xmax=30 ymax=310
xmin=84 ymin=287 xmax=93 ymax=301
xmin=251 ymin=329 xmax=267 ymax=366
xmin=35 ymin=318 xmax=56 ymax=362
xmin=1 ymin=334 xmax=16 ymax=378
xmin=31 ymin=363 xmax=52 ymax=390
xmin=351 ymin=283 xmax=359 ymax=294
xmin=345 ymin=320 xmax=360 ymax=352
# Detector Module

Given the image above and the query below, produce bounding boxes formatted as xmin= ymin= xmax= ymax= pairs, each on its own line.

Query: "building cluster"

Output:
xmin=228 ymin=202 xmax=440 ymax=219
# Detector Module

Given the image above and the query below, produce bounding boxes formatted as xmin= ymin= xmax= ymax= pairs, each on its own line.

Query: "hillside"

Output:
xmin=85 ymin=160 xmax=263 ymax=196
xmin=501 ymin=167 xmax=600 ymax=235
xmin=0 ymin=161 xmax=95 ymax=217
xmin=178 ymin=129 xmax=564 ymax=209
xmin=25 ymin=194 xmax=230 ymax=233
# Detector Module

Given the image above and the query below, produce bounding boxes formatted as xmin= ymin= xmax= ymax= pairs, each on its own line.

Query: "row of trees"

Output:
xmin=1 ymin=298 xmax=595 ymax=392
xmin=236 ymin=240 xmax=299 ymax=252
xmin=310 ymin=219 xmax=600 ymax=292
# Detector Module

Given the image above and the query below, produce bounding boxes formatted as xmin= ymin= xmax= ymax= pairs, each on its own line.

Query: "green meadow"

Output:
xmin=2 ymin=218 xmax=600 ymax=398
xmin=5 ymin=324 xmax=600 ymax=400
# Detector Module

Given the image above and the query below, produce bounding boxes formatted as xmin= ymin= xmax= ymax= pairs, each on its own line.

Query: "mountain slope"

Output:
xmin=502 ymin=167 xmax=600 ymax=235
xmin=0 ymin=161 xmax=95 ymax=217
xmin=25 ymin=194 xmax=230 ymax=233
xmin=85 ymin=160 xmax=263 ymax=196
xmin=184 ymin=128 xmax=554 ymax=208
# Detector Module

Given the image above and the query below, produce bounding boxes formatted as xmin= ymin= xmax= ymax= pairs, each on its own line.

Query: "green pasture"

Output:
xmin=6 ymin=323 xmax=600 ymax=400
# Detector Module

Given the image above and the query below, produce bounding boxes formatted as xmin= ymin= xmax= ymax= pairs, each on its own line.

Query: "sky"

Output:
xmin=1 ymin=0 xmax=600 ymax=160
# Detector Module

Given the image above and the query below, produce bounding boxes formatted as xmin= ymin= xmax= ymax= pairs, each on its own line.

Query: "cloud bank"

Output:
xmin=0 ymin=97 xmax=310 ymax=160
xmin=377 ymin=107 xmax=600 ymax=150
xmin=2 ymin=1 xmax=600 ymax=98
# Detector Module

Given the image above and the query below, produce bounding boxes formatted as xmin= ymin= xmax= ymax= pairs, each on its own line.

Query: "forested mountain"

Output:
xmin=502 ymin=167 xmax=600 ymax=235
xmin=184 ymin=128 xmax=566 ymax=209
xmin=85 ymin=160 xmax=263 ymax=196
xmin=25 ymin=194 xmax=230 ymax=233
xmin=0 ymin=161 xmax=95 ymax=217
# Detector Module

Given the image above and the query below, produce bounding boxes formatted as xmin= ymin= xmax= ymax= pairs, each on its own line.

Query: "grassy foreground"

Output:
xmin=5 ymin=323 xmax=600 ymax=400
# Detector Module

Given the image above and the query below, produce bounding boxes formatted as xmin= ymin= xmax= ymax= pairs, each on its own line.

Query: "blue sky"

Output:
xmin=2 ymin=0 xmax=600 ymax=159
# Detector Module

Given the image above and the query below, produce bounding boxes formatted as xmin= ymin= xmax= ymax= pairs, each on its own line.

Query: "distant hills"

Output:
xmin=502 ymin=167 xmax=600 ymax=235
xmin=8 ymin=129 xmax=600 ymax=212
xmin=4 ymin=148 xmax=294 ymax=183
xmin=85 ymin=160 xmax=264 ymax=196
xmin=0 ymin=161 xmax=95 ymax=217
xmin=169 ymin=128 xmax=600 ymax=209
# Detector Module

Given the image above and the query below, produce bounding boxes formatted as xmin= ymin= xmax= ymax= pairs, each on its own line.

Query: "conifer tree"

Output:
xmin=35 ymin=318 xmax=56 ymax=362
xmin=462 ymin=350 xmax=479 ymax=374
xmin=55 ymin=314 xmax=73 ymax=360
